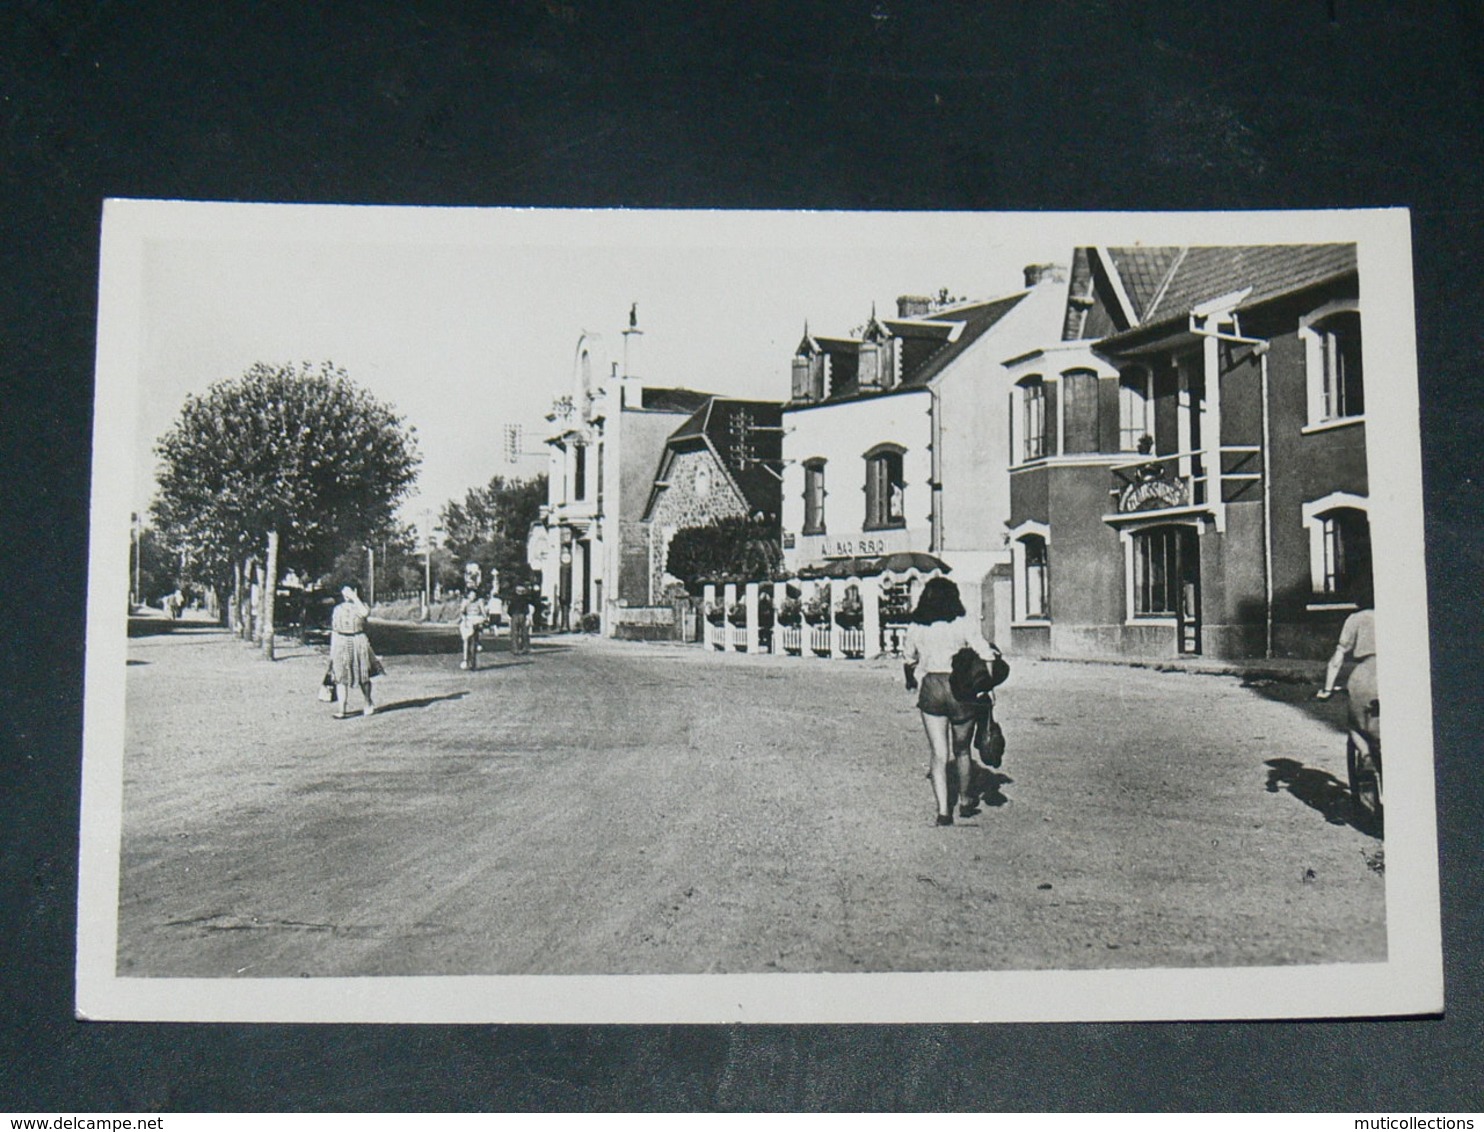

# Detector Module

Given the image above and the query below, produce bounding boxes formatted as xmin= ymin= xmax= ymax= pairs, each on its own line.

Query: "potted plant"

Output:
xmin=834 ymin=584 xmax=864 ymax=629
xmin=803 ymin=585 xmax=832 ymax=626
xmin=777 ymin=596 xmax=802 ymax=626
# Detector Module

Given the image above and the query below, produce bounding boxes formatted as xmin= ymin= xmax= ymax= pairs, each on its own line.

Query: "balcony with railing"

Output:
xmin=1106 ymin=446 xmax=1261 ymax=522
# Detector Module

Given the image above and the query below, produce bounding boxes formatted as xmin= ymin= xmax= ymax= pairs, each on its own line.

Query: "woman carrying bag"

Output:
xmin=902 ymin=576 xmax=1006 ymax=826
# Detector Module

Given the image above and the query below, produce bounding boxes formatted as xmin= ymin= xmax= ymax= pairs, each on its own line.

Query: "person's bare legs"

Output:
xmin=952 ymin=719 xmax=977 ymax=815
xmin=361 ymin=682 xmax=375 ymax=715
xmin=334 ymin=685 xmax=350 ymax=718
xmin=919 ymin=711 xmax=953 ymax=822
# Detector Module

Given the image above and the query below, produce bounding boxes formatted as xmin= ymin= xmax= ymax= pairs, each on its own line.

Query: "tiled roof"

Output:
xmin=1075 ymin=245 xmax=1359 ymax=344
xmin=658 ymin=397 xmax=785 ymax=517
xmin=810 ymin=293 xmax=1029 ymax=402
xmin=1102 ymin=247 xmax=1186 ymax=321
xmin=905 ymin=294 xmax=1027 ymax=386
xmin=639 ymin=386 xmax=716 ymax=414
xmin=1142 ymin=244 xmax=1357 ymax=325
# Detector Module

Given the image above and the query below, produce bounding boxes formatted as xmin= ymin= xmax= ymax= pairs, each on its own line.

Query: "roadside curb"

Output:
xmin=1035 ymin=653 xmax=1325 ymax=685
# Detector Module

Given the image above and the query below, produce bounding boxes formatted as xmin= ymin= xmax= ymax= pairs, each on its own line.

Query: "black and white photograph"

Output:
xmin=77 ymin=202 xmax=1440 ymax=1024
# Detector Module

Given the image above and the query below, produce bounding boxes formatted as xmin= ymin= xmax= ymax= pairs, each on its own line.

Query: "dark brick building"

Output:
xmin=1005 ymin=245 xmax=1369 ymax=661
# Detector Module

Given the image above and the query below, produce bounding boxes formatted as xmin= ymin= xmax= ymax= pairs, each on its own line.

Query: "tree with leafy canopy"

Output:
xmin=439 ymin=473 xmax=547 ymax=595
xmin=665 ymin=515 xmax=782 ymax=595
xmin=151 ymin=361 xmax=420 ymax=657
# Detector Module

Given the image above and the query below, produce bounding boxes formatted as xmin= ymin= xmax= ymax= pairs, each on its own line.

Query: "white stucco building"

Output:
xmin=780 ymin=267 xmax=1068 ymax=641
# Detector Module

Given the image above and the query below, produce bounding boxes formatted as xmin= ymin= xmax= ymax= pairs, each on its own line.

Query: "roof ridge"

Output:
xmin=1142 ymin=247 xmax=1188 ymax=324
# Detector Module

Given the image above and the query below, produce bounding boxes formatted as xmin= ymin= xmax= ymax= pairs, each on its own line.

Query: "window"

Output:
xmin=1302 ymin=302 xmax=1364 ymax=426
xmin=1024 ymin=536 xmax=1049 ymax=618
xmin=1022 ymin=535 xmax=1049 ymax=619
xmin=864 ymin=444 xmax=906 ymax=529
xmin=803 ymin=459 xmax=827 ymax=535
xmin=1119 ymin=366 xmax=1153 ymax=451
xmin=573 ymin=443 xmax=587 ymax=501
xmin=1302 ymin=494 xmax=1370 ymax=604
xmin=1062 ymin=369 xmax=1101 ymax=454
xmin=1009 ymin=522 xmax=1051 ymax=623
xmin=1021 ymin=376 xmax=1048 ymax=461
xmin=1132 ymin=526 xmax=1185 ymax=616
xmin=1318 ymin=312 xmax=1363 ymax=420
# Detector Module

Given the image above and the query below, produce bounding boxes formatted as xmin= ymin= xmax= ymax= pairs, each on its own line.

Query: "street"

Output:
xmin=117 ymin=616 xmax=1386 ymax=978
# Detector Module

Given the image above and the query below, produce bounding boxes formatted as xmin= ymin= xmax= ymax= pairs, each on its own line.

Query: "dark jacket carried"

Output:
xmin=949 ymin=645 xmax=1009 ymax=704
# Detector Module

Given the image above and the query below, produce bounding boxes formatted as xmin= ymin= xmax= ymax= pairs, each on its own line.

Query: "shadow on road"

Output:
xmin=1264 ymin=757 xmax=1382 ymax=838
xmin=1241 ymin=676 xmax=1349 ymax=736
xmin=957 ymin=767 xmax=1012 ymax=809
xmin=128 ymin=617 xmax=223 ymax=638
xmin=367 ymin=619 xmax=578 ymax=660
xmin=338 ymin=692 xmax=470 ymax=718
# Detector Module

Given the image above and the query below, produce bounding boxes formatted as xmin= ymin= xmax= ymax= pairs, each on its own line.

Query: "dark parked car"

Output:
xmin=277 ymin=587 xmax=339 ymax=643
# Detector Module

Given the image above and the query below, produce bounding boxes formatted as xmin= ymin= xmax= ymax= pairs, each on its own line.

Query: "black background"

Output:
xmin=3 ymin=0 xmax=1480 ymax=1112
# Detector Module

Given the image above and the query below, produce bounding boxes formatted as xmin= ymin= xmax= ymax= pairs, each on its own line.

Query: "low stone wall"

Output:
xmin=611 ymin=605 xmax=679 ymax=642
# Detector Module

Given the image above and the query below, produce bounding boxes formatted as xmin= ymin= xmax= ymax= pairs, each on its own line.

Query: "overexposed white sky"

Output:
xmin=128 ymin=205 xmax=1064 ymax=531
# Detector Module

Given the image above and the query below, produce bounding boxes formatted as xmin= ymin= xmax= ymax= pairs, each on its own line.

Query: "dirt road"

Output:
xmin=116 ymin=618 xmax=1385 ymax=977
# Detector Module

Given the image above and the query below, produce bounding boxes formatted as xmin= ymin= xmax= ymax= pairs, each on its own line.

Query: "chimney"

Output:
xmin=897 ymin=295 xmax=933 ymax=318
xmin=1023 ymin=263 xmax=1068 ymax=288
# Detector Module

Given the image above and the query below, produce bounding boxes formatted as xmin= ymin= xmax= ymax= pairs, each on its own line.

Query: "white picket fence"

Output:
xmin=700 ymin=578 xmax=915 ymax=660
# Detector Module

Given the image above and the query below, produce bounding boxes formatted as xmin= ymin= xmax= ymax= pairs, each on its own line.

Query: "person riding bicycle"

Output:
xmin=1315 ymin=582 xmax=1379 ymax=812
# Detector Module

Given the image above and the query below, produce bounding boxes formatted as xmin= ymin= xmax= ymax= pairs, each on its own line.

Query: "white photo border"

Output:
xmin=77 ymin=203 xmax=1441 ymax=1023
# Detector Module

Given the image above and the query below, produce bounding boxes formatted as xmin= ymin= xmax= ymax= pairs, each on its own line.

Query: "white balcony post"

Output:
xmin=723 ymin=582 xmax=737 ymax=651
xmin=864 ymin=575 xmax=882 ymax=658
xmin=744 ymin=581 xmax=760 ymax=653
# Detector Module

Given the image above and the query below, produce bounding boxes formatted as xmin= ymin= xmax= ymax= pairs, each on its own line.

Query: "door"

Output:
xmin=1176 ymin=526 xmax=1201 ymax=655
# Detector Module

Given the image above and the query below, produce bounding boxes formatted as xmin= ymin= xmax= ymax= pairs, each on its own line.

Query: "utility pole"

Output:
xmin=422 ymin=509 xmax=433 ymax=617
xmin=130 ymin=512 xmax=141 ymax=609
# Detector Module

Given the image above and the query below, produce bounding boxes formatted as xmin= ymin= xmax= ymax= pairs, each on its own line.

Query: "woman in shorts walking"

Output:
xmin=903 ymin=576 xmax=1001 ymax=826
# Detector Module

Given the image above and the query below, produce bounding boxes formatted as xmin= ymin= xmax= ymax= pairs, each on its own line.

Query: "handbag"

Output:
xmin=976 ymin=716 xmax=1006 ymax=768
xmin=318 ymin=667 xmax=337 ymax=702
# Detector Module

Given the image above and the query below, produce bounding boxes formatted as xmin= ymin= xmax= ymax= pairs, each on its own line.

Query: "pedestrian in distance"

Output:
xmin=458 ymin=586 xmax=487 ymax=671
xmin=902 ymin=576 xmax=1004 ymax=826
xmin=329 ymin=584 xmax=383 ymax=718
xmin=507 ymin=584 xmax=532 ymax=656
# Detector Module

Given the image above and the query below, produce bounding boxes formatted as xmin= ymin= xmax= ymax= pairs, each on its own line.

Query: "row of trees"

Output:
xmin=150 ymin=361 xmax=421 ymax=658
xmin=148 ymin=360 xmax=548 ymax=656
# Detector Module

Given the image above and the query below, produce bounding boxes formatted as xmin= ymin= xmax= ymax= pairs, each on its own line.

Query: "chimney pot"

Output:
xmin=1024 ymin=263 xmax=1068 ymax=287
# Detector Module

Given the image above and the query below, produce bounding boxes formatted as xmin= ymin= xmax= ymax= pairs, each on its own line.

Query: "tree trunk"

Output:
xmin=232 ymin=559 xmax=244 ymax=637
xmin=262 ymin=530 xmax=279 ymax=661
xmin=249 ymin=558 xmax=262 ymax=644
